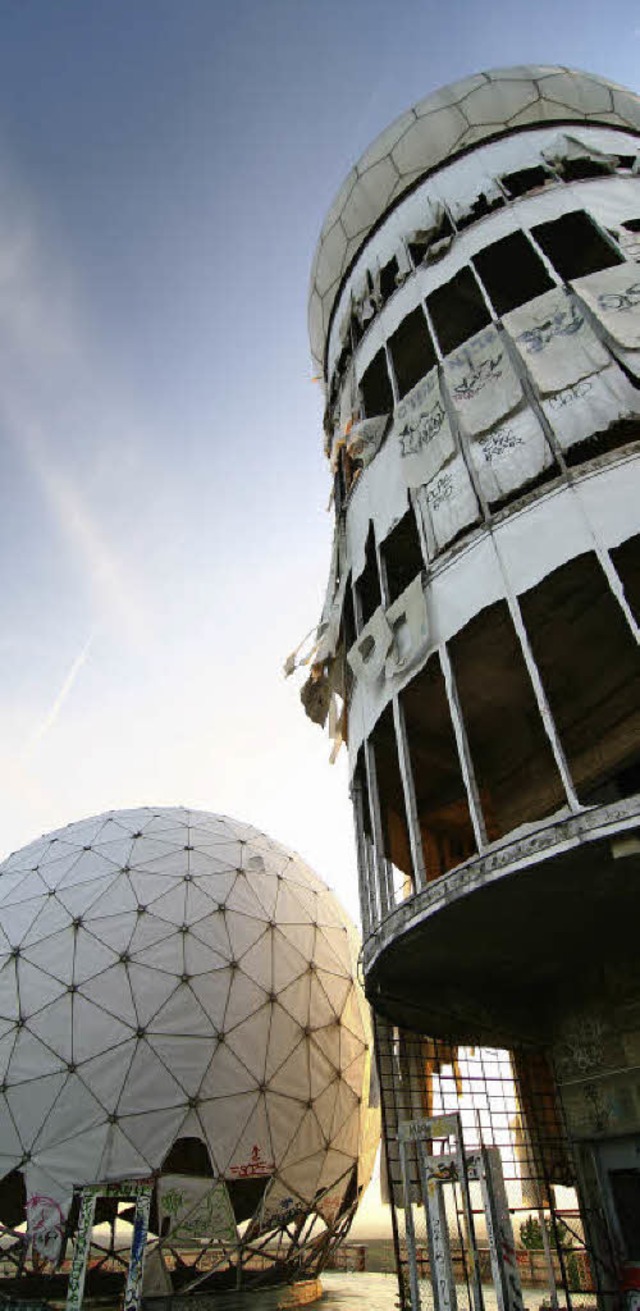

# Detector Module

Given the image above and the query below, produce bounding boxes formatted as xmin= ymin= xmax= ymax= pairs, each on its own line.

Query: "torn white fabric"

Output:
xmin=394 ymin=242 xmax=413 ymax=285
xmin=443 ymin=325 xmax=523 ymax=436
xmin=470 ymin=404 xmax=552 ymax=503
xmin=345 ymin=431 xmax=408 ymax=582
xmin=542 ymin=132 xmax=617 ymax=171
xmin=346 ymin=415 xmax=389 ymax=468
xmin=504 ymin=287 xmax=609 ymax=395
xmin=542 ymin=361 xmax=640 ymax=451
xmin=572 ymin=264 xmax=640 ymax=349
xmin=448 ymin=176 xmax=504 ymax=225
xmin=347 ymin=607 xmax=393 ymax=685
xmin=392 ymin=367 xmax=456 ymax=490
xmin=417 ymin=454 xmax=480 ymax=554
xmin=609 ymin=344 xmax=640 ymax=379
xmin=385 ymin=574 xmax=429 ymax=678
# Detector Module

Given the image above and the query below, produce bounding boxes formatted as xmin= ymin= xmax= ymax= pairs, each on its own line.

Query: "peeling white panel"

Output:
xmin=542 ymin=361 xmax=640 ymax=450
xmin=494 ymin=485 xmax=589 ymax=594
xmin=417 ymin=455 xmax=481 ymax=553
xmin=572 ymin=263 xmax=640 ymax=348
xmin=443 ymin=325 xmax=523 ymax=435
xmin=503 ymin=288 xmax=609 ymax=394
xmin=470 ymin=405 xmax=552 ymax=502
xmin=392 ymin=368 xmax=457 ymax=488
xmin=345 ymin=430 xmax=408 ymax=582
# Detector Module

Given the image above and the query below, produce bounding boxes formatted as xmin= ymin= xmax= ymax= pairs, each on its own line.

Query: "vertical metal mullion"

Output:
xmin=440 ymin=643 xmax=488 ymax=850
xmin=351 ymin=774 xmax=374 ymax=935
xmin=352 ymin=566 xmax=394 ymax=917
xmin=490 ymin=534 xmax=580 ymax=811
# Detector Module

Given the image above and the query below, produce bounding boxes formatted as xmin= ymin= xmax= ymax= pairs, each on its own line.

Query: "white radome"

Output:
xmin=0 ymin=807 xmax=378 ymax=1255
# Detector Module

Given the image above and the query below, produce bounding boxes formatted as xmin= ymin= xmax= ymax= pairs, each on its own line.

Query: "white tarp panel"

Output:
xmin=503 ymin=287 xmax=609 ymax=394
xmin=542 ymin=361 xmax=640 ymax=451
xmin=158 ymin=1174 xmax=237 ymax=1242
xmin=418 ymin=454 xmax=481 ymax=554
xmin=345 ymin=415 xmax=389 ymax=469
xmin=572 ymin=263 xmax=640 ymax=349
xmin=542 ymin=132 xmax=617 ymax=171
xmin=345 ymin=428 xmax=408 ymax=582
xmin=385 ymin=574 xmax=429 ymax=678
xmin=443 ymin=325 xmax=523 ymax=436
xmin=470 ymin=405 xmax=553 ymax=503
xmin=392 ymin=367 xmax=456 ymax=489
xmin=347 ymin=606 xmax=393 ymax=685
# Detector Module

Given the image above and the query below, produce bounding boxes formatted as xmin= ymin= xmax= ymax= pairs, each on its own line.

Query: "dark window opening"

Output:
xmin=500 ymin=166 xmax=555 ymax=199
xmin=357 ymin=525 xmax=382 ymax=626
xmin=388 ymin=307 xmax=437 ymax=399
xmin=473 ymin=231 xmax=554 ymax=315
xmin=379 ymin=256 xmax=399 ymax=306
xmin=558 ymin=156 xmax=614 ymax=182
xmin=609 ymin=1170 xmax=640 ymax=1260
xmin=409 ymin=211 xmax=455 ymax=266
xmin=381 ymin=510 xmax=425 ymax=605
xmin=400 ymin=653 xmax=477 ymax=880
xmin=519 ymin=552 xmax=640 ymax=803
xmin=563 ymin=418 xmax=640 ymax=469
xmin=448 ymin=601 xmax=566 ymax=839
xmin=622 ymin=218 xmax=640 ymax=234
xmin=370 ymin=705 xmax=415 ymax=896
xmin=162 ymin=1136 xmax=214 ymax=1176
xmin=0 ymin=1168 xmax=26 ymax=1228
xmin=227 ymin=1175 xmax=272 ymax=1224
xmin=455 ymin=190 xmax=505 ymax=232
xmin=427 ymin=267 xmax=491 ymax=355
xmin=580 ymin=755 xmax=640 ymax=805
xmin=611 ymin=532 xmax=640 ymax=628
xmin=360 ymin=348 xmax=394 ymax=418
xmin=342 ymin=577 xmax=356 ymax=653
xmin=531 ymin=210 xmax=623 ymax=282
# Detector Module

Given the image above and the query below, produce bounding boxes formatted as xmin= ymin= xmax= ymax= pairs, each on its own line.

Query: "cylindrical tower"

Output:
xmin=302 ymin=66 xmax=640 ymax=1306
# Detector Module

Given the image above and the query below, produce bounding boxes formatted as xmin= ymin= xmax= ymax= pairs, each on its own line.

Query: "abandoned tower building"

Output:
xmin=299 ymin=65 xmax=640 ymax=1307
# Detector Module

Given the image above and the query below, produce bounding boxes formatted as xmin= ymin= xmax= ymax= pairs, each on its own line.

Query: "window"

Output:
xmin=379 ymin=256 xmax=399 ymax=306
xmin=382 ymin=510 xmax=424 ymax=604
xmin=409 ymin=211 xmax=455 ymax=266
xmin=454 ymin=189 xmax=505 ymax=232
xmin=531 ymin=210 xmax=623 ymax=282
xmin=360 ymin=348 xmax=394 ymax=418
xmin=473 ymin=231 xmax=554 ymax=315
xmin=388 ymin=306 xmax=437 ymax=398
xmin=500 ymin=165 xmax=554 ymax=199
xmin=427 ymin=267 xmax=491 ymax=355
xmin=357 ymin=525 xmax=382 ymax=626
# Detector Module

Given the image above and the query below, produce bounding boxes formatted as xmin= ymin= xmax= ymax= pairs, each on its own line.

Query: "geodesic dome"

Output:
xmin=0 ymin=807 xmax=378 ymax=1283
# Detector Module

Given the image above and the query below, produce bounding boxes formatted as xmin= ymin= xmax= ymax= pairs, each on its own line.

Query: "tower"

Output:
xmin=302 ymin=67 xmax=640 ymax=1306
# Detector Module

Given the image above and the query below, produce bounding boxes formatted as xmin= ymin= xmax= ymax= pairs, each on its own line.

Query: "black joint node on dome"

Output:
xmin=15 ymin=1018 xmax=24 ymax=1030
xmin=0 ymin=1082 xmax=7 ymax=1096
xmin=83 ymin=845 xmax=92 ymax=852
xmin=184 ymin=873 xmax=192 ymax=882
xmin=180 ymin=924 xmax=189 ymax=935
xmin=306 ymin=1100 xmax=313 ymax=1110
xmin=120 ymin=952 xmax=130 ymax=965
xmin=188 ymin=1095 xmax=200 ymax=1109
xmin=67 ymin=1062 xmax=77 ymax=1073
xmin=133 ymin=832 xmax=143 ymax=839
xmin=48 ymin=888 xmax=56 ymax=896
xmin=137 ymin=905 xmax=147 ymax=916
xmin=108 ymin=1112 xmax=118 ymax=1124
xmin=304 ymin=1026 xmax=312 ymax=1038
xmin=217 ymin=1032 xmax=225 ymax=1043
xmin=269 ymin=993 xmax=277 ymax=1004
xmin=308 ymin=963 xmax=316 ymax=973
xmin=181 ymin=973 xmax=190 ymax=984
xmin=67 ymin=983 xmax=78 ymax=994
xmin=122 ymin=866 xmax=131 ymax=874
xmin=229 ymin=959 xmax=238 ymax=971
xmin=22 ymin=1152 xmax=31 ymax=1164
xmin=136 ymin=1026 xmax=146 ymax=1039
xmin=184 ymin=845 xmax=194 ymax=851
xmin=10 ymin=947 xmax=20 ymax=959
xmin=72 ymin=917 xmax=83 ymax=930
xmin=258 ymin=1083 xmax=266 ymax=1093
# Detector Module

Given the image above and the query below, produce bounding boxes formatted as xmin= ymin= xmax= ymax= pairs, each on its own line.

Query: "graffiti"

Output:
xmin=452 ymin=352 xmax=505 ymax=401
xmin=598 ymin=280 xmax=640 ymax=313
xmin=545 ymin=378 xmax=593 ymax=409
xmin=399 ymin=401 xmax=447 ymax=458
xmin=229 ymin=1142 xmax=274 ymax=1178
xmin=480 ymin=426 xmax=525 ymax=463
xmin=26 ymin=1193 xmax=65 ymax=1263
xmin=516 ymin=303 xmax=584 ymax=354
xmin=426 ymin=472 xmax=454 ymax=511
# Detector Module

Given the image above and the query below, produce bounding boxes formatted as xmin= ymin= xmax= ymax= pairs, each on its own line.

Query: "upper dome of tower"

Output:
xmin=309 ymin=65 xmax=640 ymax=372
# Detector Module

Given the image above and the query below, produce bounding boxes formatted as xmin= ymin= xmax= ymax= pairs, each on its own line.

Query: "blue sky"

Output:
xmin=0 ymin=0 xmax=638 ymax=927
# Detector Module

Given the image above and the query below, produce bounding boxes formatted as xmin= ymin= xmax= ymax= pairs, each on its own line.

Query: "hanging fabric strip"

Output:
xmin=385 ymin=573 xmax=429 ymax=678
xmin=443 ymin=324 xmax=523 ymax=436
xmin=469 ymin=404 xmax=552 ymax=504
xmin=418 ymin=454 xmax=480 ymax=554
xmin=503 ymin=287 xmax=609 ymax=395
xmin=572 ymin=263 xmax=640 ymax=349
xmin=542 ymin=361 xmax=640 ymax=451
xmin=392 ymin=366 xmax=456 ymax=490
xmin=347 ymin=605 xmax=394 ymax=685
xmin=345 ymin=432 xmax=408 ymax=583
xmin=542 ymin=132 xmax=617 ymax=172
xmin=346 ymin=414 xmax=389 ymax=468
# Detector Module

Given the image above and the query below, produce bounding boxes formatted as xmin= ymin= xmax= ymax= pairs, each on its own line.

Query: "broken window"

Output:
xmin=360 ymin=348 xmax=394 ymax=418
xmin=473 ymin=231 xmax=554 ymax=316
xmin=370 ymin=705 xmax=415 ymax=899
xmin=379 ymin=256 xmax=400 ymax=306
xmin=519 ymin=552 xmax=640 ymax=803
xmin=409 ymin=210 xmax=455 ymax=266
xmin=531 ymin=210 xmax=624 ymax=282
xmin=381 ymin=509 xmax=425 ymax=605
xmin=562 ymin=416 xmax=640 ymax=469
xmin=427 ymin=267 xmax=491 ymax=355
xmin=500 ymin=165 xmax=555 ymax=199
xmin=610 ymin=532 xmax=640 ymax=627
xmin=448 ymin=601 xmax=566 ymax=838
xmin=454 ymin=188 xmax=505 ymax=232
xmin=388 ymin=306 xmax=437 ymax=399
xmin=356 ymin=524 xmax=382 ymax=626
xmin=400 ymin=653 xmax=477 ymax=880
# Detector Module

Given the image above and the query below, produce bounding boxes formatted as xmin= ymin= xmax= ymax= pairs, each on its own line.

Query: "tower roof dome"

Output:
xmin=308 ymin=65 xmax=640 ymax=373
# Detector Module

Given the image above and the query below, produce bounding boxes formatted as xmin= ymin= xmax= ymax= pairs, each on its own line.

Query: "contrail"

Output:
xmin=20 ymin=628 xmax=96 ymax=764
